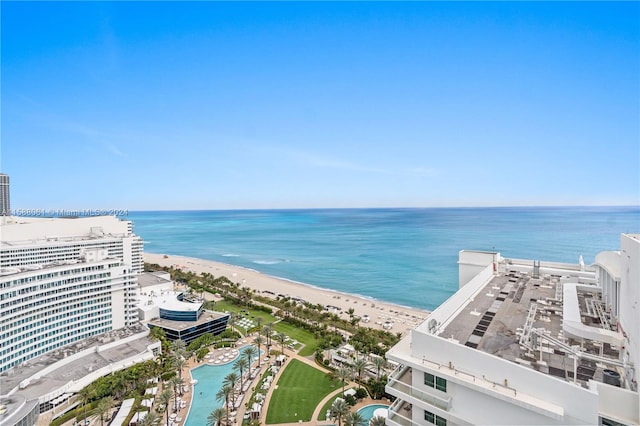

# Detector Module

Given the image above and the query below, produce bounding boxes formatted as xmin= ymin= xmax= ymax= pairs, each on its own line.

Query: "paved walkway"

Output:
xmin=181 ymin=336 xmax=389 ymax=426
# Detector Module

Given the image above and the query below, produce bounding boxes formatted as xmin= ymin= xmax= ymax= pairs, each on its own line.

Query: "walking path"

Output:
xmin=55 ymin=338 xmax=387 ymax=426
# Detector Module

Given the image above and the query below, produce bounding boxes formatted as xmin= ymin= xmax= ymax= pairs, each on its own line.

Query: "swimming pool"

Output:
xmin=357 ymin=404 xmax=389 ymax=424
xmin=184 ymin=346 xmax=255 ymax=426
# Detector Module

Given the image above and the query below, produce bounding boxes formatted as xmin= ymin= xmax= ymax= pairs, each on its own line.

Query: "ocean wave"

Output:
xmin=221 ymin=253 xmax=240 ymax=257
xmin=252 ymin=258 xmax=289 ymax=265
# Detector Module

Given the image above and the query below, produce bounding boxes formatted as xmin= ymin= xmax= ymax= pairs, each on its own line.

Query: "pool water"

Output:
xmin=184 ymin=346 xmax=255 ymax=426
xmin=357 ymin=404 xmax=389 ymax=424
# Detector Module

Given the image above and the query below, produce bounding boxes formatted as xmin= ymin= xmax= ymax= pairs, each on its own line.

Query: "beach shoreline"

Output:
xmin=144 ymin=253 xmax=430 ymax=335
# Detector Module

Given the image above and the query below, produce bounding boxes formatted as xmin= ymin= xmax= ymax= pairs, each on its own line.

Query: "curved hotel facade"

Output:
xmin=0 ymin=216 xmax=143 ymax=373
xmin=137 ymin=272 xmax=230 ymax=344
xmin=0 ymin=215 xmax=159 ymax=426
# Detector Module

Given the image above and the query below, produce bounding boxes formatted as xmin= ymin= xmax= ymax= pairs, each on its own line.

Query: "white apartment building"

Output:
xmin=0 ymin=216 xmax=143 ymax=373
xmin=386 ymin=233 xmax=639 ymax=426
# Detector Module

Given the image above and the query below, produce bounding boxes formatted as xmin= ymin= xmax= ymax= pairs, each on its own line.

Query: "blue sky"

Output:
xmin=2 ymin=2 xmax=638 ymax=210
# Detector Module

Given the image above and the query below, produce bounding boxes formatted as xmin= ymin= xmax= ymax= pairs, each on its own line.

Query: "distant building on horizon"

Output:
xmin=385 ymin=233 xmax=639 ymax=425
xmin=0 ymin=173 xmax=10 ymax=216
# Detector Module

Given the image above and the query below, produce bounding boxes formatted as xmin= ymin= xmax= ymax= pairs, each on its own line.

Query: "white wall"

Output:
xmin=619 ymin=234 xmax=639 ymax=390
xmin=594 ymin=381 xmax=639 ymax=425
xmin=410 ymin=330 xmax=599 ymax=424
xmin=111 ymin=285 xmax=126 ymax=330
xmin=458 ymin=251 xmax=497 ymax=289
xmin=421 ymin=263 xmax=494 ymax=334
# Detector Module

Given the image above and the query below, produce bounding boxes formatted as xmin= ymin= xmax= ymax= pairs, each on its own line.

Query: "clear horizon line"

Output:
xmin=124 ymin=204 xmax=639 ymax=213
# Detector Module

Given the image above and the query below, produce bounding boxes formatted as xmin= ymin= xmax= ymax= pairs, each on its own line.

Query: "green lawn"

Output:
xmin=209 ymin=299 xmax=278 ymax=326
xmin=207 ymin=300 xmax=319 ymax=356
xmin=271 ymin=322 xmax=318 ymax=356
xmin=265 ymin=359 xmax=337 ymax=424
xmin=317 ymin=386 xmax=352 ymax=420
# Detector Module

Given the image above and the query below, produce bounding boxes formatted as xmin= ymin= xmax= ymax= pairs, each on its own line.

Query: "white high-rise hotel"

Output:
xmin=386 ymin=233 xmax=639 ymax=425
xmin=0 ymin=215 xmax=143 ymax=372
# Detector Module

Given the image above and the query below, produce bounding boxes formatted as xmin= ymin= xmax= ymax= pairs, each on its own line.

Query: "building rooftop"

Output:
xmin=0 ymin=324 xmax=155 ymax=422
xmin=435 ymin=269 xmax=624 ymax=388
xmin=139 ymin=290 xmax=203 ymax=313
xmin=0 ymin=215 xmax=132 ymax=247
xmin=148 ymin=310 xmax=229 ymax=332
xmin=138 ymin=271 xmax=173 ymax=288
xmin=0 ymin=256 xmax=117 ymax=277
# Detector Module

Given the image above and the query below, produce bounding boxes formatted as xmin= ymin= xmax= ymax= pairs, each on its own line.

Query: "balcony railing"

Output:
xmin=387 ymin=377 xmax=452 ymax=411
xmin=387 ymin=408 xmax=413 ymax=426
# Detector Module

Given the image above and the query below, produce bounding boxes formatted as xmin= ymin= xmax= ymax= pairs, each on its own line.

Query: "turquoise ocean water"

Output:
xmin=129 ymin=207 xmax=639 ymax=311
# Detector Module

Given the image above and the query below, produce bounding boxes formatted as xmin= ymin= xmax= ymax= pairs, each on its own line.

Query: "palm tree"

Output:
xmin=276 ymin=332 xmax=287 ymax=355
xmin=263 ymin=323 xmax=273 ymax=349
xmin=111 ymin=374 xmax=127 ymax=400
xmin=76 ymin=386 xmax=94 ymax=426
xmin=157 ymin=389 xmax=174 ymax=426
xmin=253 ymin=336 xmax=264 ymax=367
xmin=149 ymin=327 xmax=168 ymax=351
xmin=255 ymin=317 xmax=263 ymax=337
xmin=371 ymin=356 xmax=387 ymax=381
xmin=149 ymin=326 xmax=167 ymax=342
xmin=223 ymin=372 xmax=240 ymax=406
xmin=351 ymin=357 xmax=369 ymax=383
xmin=227 ymin=312 xmax=238 ymax=333
xmin=244 ymin=345 xmax=258 ymax=370
xmin=215 ymin=384 xmax=234 ymax=426
xmin=370 ymin=415 xmax=387 ymax=426
xmin=223 ymin=371 xmax=239 ymax=389
xmin=207 ymin=407 xmax=227 ymax=426
xmin=233 ymin=357 xmax=249 ymax=384
xmin=91 ymin=396 xmax=113 ymax=426
xmin=165 ymin=353 xmax=178 ymax=377
xmin=330 ymin=399 xmax=350 ymax=426
xmin=175 ymin=357 xmax=187 ymax=380
xmin=139 ymin=411 xmax=161 ymax=426
xmin=344 ymin=411 xmax=367 ymax=426
xmin=171 ymin=339 xmax=187 ymax=357
xmin=336 ymin=367 xmax=352 ymax=395
xmin=168 ymin=376 xmax=184 ymax=409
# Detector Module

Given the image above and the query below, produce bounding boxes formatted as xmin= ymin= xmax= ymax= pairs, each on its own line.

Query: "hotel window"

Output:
xmin=424 ymin=373 xmax=447 ymax=392
xmin=424 ymin=410 xmax=447 ymax=426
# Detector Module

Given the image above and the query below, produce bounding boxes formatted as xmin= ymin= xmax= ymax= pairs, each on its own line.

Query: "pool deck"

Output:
xmin=181 ymin=335 xmax=391 ymax=426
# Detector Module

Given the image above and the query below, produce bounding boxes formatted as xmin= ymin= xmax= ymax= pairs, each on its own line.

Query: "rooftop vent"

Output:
xmin=427 ymin=318 xmax=438 ymax=333
xmin=602 ymin=369 xmax=621 ymax=387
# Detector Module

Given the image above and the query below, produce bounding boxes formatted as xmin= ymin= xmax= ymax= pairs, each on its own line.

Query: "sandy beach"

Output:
xmin=144 ymin=253 xmax=429 ymax=335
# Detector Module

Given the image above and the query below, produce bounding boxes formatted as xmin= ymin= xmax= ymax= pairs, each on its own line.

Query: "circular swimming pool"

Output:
xmin=357 ymin=404 xmax=389 ymax=424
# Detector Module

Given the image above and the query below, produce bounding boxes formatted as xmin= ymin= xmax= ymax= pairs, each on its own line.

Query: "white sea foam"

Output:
xmin=252 ymin=259 xmax=284 ymax=265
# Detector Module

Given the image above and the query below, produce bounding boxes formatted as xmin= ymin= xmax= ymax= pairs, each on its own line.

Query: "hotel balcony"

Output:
xmin=386 ymin=398 xmax=413 ymax=426
xmin=386 ymin=365 xmax=452 ymax=411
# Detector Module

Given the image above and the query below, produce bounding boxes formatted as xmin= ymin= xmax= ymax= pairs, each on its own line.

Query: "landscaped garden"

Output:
xmin=271 ymin=321 xmax=318 ymax=357
xmin=144 ymin=262 xmax=395 ymax=424
xmin=264 ymin=359 xmax=338 ymax=424
xmin=207 ymin=299 xmax=278 ymax=327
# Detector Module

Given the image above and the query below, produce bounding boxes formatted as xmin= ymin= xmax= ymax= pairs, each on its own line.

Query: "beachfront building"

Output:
xmin=138 ymin=271 xmax=230 ymax=343
xmin=0 ymin=215 xmax=160 ymax=426
xmin=385 ymin=233 xmax=639 ymax=426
